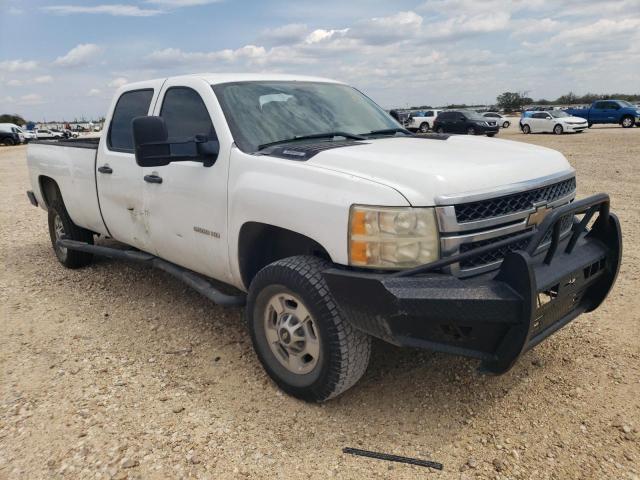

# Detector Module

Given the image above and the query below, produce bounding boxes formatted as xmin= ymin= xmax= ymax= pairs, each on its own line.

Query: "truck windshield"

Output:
xmin=617 ymin=100 xmax=633 ymax=107
xmin=212 ymin=81 xmax=402 ymax=153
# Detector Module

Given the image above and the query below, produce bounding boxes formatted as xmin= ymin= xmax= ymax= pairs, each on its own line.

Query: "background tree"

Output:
xmin=0 ymin=114 xmax=27 ymax=125
xmin=496 ymin=92 xmax=533 ymax=112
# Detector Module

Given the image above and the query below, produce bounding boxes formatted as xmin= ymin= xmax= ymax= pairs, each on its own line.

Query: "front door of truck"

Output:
xmin=97 ymin=82 xmax=164 ymax=251
xmin=143 ymin=77 xmax=230 ymax=282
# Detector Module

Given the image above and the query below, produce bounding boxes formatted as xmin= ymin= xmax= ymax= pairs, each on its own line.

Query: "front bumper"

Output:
xmin=324 ymin=194 xmax=622 ymax=374
xmin=565 ymin=123 xmax=588 ymax=132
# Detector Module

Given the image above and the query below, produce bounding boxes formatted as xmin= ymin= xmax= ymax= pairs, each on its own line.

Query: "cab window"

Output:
xmin=108 ymin=89 xmax=154 ymax=152
xmin=160 ymin=87 xmax=216 ymax=156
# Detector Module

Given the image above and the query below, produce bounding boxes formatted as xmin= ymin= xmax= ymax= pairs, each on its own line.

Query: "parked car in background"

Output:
xmin=20 ymin=127 xmax=38 ymax=142
xmin=407 ymin=109 xmax=442 ymax=133
xmin=433 ymin=110 xmax=499 ymax=136
xmin=483 ymin=112 xmax=510 ymax=128
xmin=0 ymin=125 xmax=22 ymax=145
xmin=521 ymin=111 xmax=588 ymax=135
xmin=0 ymin=123 xmax=26 ymax=144
xmin=564 ymin=100 xmax=640 ymax=128
xmin=62 ymin=129 xmax=80 ymax=139
xmin=36 ymin=129 xmax=64 ymax=139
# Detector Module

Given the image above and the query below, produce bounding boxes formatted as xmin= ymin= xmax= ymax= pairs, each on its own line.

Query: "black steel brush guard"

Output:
xmin=324 ymin=193 xmax=622 ymax=373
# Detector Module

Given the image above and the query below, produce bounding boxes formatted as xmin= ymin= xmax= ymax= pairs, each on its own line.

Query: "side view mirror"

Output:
xmin=132 ymin=116 xmax=219 ymax=168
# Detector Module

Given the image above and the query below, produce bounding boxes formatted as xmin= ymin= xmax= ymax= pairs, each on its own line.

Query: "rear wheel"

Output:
xmin=502 ymin=121 xmax=510 ymax=128
xmin=246 ymin=256 xmax=371 ymax=402
xmin=47 ymin=197 xmax=94 ymax=268
xmin=554 ymin=124 xmax=563 ymax=135
xmin=419 ymin=122 xmax=430 ymax=133
xmin=522 ymin=124 xmax=531 ymax=134
xmin=1 ymin=137 xmax=16 ymax=146
xmin=621 ymin=116 xmax=634 ymax=128
xmin=486 ymin=133 xmax=496 ymax=137
xmin=467 ymin=127 xmax=476 ymax=135
xmin=436 ymin=126 xmax=445 ymax=134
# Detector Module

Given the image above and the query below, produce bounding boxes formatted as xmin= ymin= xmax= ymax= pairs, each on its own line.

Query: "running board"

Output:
xmin=57 ymin=239 xmax=246 ymax=307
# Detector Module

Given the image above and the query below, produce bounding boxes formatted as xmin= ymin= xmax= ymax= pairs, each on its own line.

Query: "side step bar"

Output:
xmin=57 ymin=239 xmax=246 ymax=307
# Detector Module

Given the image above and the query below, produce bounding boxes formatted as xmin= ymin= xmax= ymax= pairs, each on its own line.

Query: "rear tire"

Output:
xmin=502 ymin=121 xmax=510 ymax=128
xmin=246 ymin=255 xmax=371 ymax=402
xmin=2 ymin=138 xmax=16 ymax=146
xmin=467 ymin=127 xmax=476 ymax=135
xmin=554 ymin=124 xmax=563 ymax=135
xmin=486 ymin=133 xmax=496 ymax=137
xmin=436 ymin=126 xmax=445 ymax=134
xmin=522 ymin=124 xmax=531 ymax=134
xmin=47 ymin=197 xmax=94 ymax=268
xmin=419 ymin=122 xmax=429 ymax=133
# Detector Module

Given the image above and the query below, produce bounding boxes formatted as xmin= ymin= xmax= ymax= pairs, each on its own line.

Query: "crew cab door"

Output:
xmin=590 ymin=101 xmax=616 ymax=124
xmin=97 ymin=83 xmax=164 ymax=251
xmin=143 ymin=77 xmax=231 ymax=281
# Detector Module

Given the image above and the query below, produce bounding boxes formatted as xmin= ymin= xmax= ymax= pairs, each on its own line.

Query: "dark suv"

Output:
xmin=433 ymin=110 xmax=499 ymax=137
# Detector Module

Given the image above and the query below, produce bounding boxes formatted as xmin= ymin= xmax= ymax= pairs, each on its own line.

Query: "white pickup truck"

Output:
xmin=26 ymin=73 xmax=621 ymax=402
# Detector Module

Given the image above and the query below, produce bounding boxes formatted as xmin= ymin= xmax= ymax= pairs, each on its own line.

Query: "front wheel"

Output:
xmin=419 ymin=122 xmax=430 ymax=133
xmin=246 ymin=256 xmax=371 ymax=402
xmin=621 ymin=116 xmax=634 ymax=128
xmin=502 ymin=121 xmax=510 ymax=128
xmin=554 ymin=124 xmax=564 ymax=135
xmin=467 ymin=127 xmax=476 ymax=135
xmin=1 ymin=138 xmax=16 ymax=146
xmin=522 ymin=124 xmax=531 ymax=134
xmin=436 ymin=126 xmax=445 ymax=134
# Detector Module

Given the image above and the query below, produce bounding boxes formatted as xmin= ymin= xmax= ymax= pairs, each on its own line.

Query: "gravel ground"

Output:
xmin=1 ymin=125 xmax=639 ymax=480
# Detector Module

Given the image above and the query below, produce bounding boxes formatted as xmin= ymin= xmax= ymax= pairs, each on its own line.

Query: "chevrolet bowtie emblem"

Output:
xmin=527 ymin=203 xmax=552 ymax=227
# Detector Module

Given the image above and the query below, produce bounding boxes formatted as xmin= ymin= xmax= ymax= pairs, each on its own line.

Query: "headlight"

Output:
xmin=349 ymin=205 xmax=439 ymax=269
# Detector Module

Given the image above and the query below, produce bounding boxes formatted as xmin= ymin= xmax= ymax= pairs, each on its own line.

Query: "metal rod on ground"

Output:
xmin=343 ymin=447 xmax=443 ymax=470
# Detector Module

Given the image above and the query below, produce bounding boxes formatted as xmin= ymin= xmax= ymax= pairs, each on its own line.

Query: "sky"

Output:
xmin=0 ymin=0 xmax=639 ymax=121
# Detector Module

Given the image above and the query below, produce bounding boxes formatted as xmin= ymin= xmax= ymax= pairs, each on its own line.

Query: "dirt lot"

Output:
xmin=1 ymin=125 xmax=638 ymax=480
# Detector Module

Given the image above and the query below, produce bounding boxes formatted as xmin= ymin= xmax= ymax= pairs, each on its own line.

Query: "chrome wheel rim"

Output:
xmin=263 ymin=292 xmax=320 ymax=375
xmin=622 ymin=117 xmax=632 ymax=127
xmin=53 ymin=214 xmax=68 ymax=259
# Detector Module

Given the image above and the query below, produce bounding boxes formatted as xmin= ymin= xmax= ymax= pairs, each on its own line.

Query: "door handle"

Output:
xmin=144 ymin=174 xmax=163 ymax=184
xmin=98 ymin=165 xmax=113 ymax=174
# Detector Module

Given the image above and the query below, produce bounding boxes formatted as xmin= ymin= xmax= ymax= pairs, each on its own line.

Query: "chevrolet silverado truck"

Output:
xmin=26 ymin=73 xmax=622 ymax=402
xmin=564 ymin=100 xmax=640 ymax=128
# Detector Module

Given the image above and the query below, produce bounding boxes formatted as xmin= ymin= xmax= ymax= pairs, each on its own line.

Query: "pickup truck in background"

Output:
xmin=406 ymin=109 xmax=442 ymax=133
xmin=26 ymin=73 xmax=622 ymax=402
xmin=564 ymin=100 xmax=640 ymax=128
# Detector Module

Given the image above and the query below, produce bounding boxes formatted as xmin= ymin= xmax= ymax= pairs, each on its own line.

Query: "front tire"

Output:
xmin=246 ymin=256 xmax=371 ymax=402
xmin=621 ymin=116 xmax=634 ymax=128
xmin=1 ymin=138 xmax=16 ymax=146
xmin=467 ymin=127 xmax=476 ymax=135
xmin=47 ymin=198 xmax=94 ymax=268
xmin=554 ymin=124 xmax=563 ymax=135
xmin=436 ymin=126 xmax=445 ymax=134
xmin=522 ymin=124 xmax=531 ymax=134
xmin=502 ymin=121 xmax=510 ymax=128
xmin=419 ymin=122 xmax=429 ymax=133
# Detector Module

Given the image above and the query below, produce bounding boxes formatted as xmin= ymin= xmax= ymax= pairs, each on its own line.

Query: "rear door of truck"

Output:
xmin=96 ymin=82 xmax=164 ymax=252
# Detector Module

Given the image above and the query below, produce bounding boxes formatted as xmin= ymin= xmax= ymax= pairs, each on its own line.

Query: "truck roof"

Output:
xmin=120 ymin=73 xmax=344 ymax=92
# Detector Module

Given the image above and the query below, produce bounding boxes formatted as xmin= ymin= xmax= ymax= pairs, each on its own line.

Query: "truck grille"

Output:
xmin=458 ymin=215 xmax=574 ymax=270
xmin=454 ymin=177 xmax=576 ymax=223
xmin=437 ymin=174 xmax=577 ymax=276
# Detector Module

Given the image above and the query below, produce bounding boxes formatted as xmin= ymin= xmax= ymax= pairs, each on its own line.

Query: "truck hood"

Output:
xmin=307 ymin=136 xmax=573 ymax=206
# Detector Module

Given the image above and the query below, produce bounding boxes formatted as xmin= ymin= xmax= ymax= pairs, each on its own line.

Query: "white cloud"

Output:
xmin=108 ymin=77 xmax=128 ymax=88
xmin=305 ymin=28 xmax=349 ymax=44
xmin=34 ymin=75 xmax=54 ymax=84
xmin=53 ymin=44 xmax=103 ymax=67
xmin=45 ymin=4 xmax=162 ymax=17
xmin=261 ymin=24 xmax=309 ymax=45
xmin=147 ymin=45 xmax=268 ymax=67
xmin=146 ymin=0 xmax=223 ymax=5
xmin=7 ymin=79 xmax=23 ymax=87
xmin=0 ymin=59 xmax=38 ymax=72
xmin=88 ymin=88 xmax=102 ymax=96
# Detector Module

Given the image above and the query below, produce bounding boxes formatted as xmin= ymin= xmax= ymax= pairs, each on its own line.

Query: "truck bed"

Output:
xmin=27 ymin=138 xmax=108 ymax=236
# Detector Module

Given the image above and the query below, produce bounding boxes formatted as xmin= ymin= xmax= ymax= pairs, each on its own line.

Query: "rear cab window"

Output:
xmin=108 ymin=89 xmax=154 ymax=152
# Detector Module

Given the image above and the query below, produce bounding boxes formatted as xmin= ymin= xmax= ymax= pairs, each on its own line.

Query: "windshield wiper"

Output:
xmin=365 ymin=127 xmax=413 ymax=136
xmin=258 ymin=131 xmax=366 ymax=150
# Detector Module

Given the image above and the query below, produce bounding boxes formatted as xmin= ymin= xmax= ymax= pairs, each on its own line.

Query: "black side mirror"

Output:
xmin=132 ymin=116 xmax=219 ymax=168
